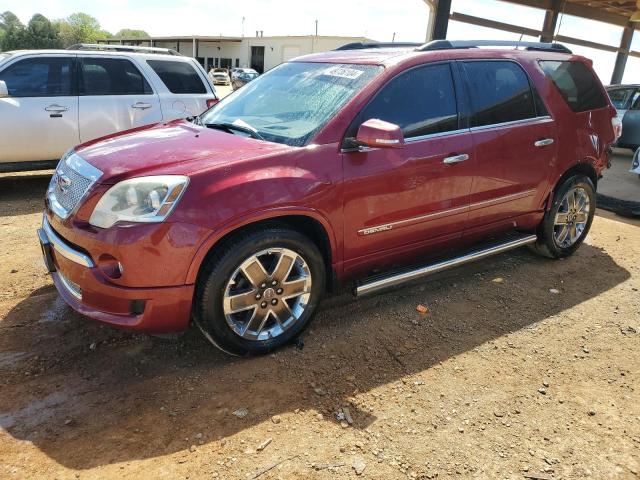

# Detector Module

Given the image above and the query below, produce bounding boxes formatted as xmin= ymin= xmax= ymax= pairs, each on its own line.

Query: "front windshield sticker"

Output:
xmin=323 ymin=66 xmax=364 ymax=80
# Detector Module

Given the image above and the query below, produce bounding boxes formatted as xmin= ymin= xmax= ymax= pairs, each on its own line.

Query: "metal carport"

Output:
xmin=423 ymin=0 xmax=640 ymax=84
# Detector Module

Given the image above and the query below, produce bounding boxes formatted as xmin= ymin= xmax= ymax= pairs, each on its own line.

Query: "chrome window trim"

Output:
xmin=42 ymin=214 xmax=94 ymax=268
xmin=404 ymin=128 xmax=471 ymax=143
xmin=469 ymin=116 xmax=552 ymax=133
xmin=343 ymin=116 xmax=553 ymax=151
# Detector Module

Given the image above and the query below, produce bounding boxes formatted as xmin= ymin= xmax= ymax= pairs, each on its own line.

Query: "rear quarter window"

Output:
xmin=539 ymin=60 xmax=608 ymax=112
xmin=147 ymin=60 xmax=207 ymax=94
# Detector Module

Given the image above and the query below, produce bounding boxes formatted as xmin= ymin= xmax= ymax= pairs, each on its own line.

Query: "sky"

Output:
xmin=6 ymin=0 xmax=639 ymax=84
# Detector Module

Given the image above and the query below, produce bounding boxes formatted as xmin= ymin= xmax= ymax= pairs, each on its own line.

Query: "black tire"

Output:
xmin=194 ymin=227 xmax=326 ymax=355
xmin=530 ymin=174 xmax=596 ymax=259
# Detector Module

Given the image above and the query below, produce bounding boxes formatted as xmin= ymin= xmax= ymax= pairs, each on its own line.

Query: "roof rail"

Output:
xmin=335 ymin=41 xmax=423 ymax=51
xmin=416 ymin=40 xmax=572 ymax=54
xmin=67 ymin=43 xmax=182 ymax=56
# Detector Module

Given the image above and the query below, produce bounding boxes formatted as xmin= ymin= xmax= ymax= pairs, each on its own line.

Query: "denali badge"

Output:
xmin=359 ymin=224 xmax=393 ymax=236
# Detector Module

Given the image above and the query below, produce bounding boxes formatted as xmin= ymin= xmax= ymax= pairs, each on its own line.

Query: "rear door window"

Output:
xmin=146 ymin=60 xmax=207 ymax=94
xmin=461 ymin=61 xmax=537 ymax=128
xmin=0 ymin=56 xmax=73 ymax=97
xmin=354 ymin=62 xmax=459 ymax=139
xmin=539 ymin=60 xmax=608 ymax=112
xmin=80 ymin=57 xmax=152 ymax=95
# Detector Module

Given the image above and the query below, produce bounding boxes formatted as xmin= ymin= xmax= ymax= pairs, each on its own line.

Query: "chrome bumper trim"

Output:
xmin=57 ymin=271 xmax=82 ymax=300
xmin=42 ymin=214 xmax=94 ymax=268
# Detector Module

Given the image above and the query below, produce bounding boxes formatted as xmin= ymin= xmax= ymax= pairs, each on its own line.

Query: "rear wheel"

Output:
xmin=531 ymin=175 xmax=595 ymax=258
xmin=194 ymin=228 xmax=325 ymax=355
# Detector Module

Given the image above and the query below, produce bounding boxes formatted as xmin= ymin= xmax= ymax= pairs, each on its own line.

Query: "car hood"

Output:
xmin=75 ymin=120 xmax=293 ymax=184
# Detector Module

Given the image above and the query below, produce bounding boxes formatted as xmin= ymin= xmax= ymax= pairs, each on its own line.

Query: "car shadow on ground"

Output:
xmin=0 ymin=238 xmax=631 ymax=470
xmin=0 ymin=172 xmax=52 ymax=217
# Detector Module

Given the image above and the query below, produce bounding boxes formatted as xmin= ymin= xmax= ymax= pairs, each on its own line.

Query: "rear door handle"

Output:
xmin=443 ymin=153 xmax=470 ymax=164
xmin=131 ymin=102 xmax=152 ymax=110
xmin=534 ymin=138 xmax=554 ymax=147
xmin=45 ymin=104 xmax=68 ymax=112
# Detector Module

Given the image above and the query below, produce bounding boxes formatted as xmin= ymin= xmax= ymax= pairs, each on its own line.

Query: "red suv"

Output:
xmin=38 ymin=40 xmax=618 ymax=355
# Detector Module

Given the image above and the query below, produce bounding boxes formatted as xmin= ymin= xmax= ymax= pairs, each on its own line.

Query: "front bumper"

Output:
xmin=37 ymin=214 xmax=193 ymax=333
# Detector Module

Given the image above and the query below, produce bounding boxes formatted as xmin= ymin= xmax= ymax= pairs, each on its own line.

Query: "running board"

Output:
xmin=355 ymin=234 xmax=537 ymax=297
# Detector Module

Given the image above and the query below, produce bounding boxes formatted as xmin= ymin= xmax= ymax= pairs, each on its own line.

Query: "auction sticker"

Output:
xmin=323 ymin=66 xmax=364 ymax=79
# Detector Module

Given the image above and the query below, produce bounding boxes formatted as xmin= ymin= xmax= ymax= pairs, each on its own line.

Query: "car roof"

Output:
xmin=1 ymin=49 xmax=193 ymax=62
xmin=292 ymin=46 xmax=578 ymax=67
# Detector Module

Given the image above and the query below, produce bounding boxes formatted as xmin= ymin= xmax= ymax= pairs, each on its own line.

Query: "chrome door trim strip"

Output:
xmin=357 ymin=189 xmax=537 ymax=236
xmin=469 ymin=116 xmax=552 ymax=133
xmin=468 ymin=189 xmax=537 ymax=211
xmin=355 ymin=234 xmax=537 ymax=296
xmin=404 ymin=128 xmax=471 ymax=144
xmin=42 ymin=214 xmax=94 ymax=268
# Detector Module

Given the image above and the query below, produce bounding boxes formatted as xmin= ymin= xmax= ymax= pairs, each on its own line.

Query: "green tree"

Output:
xmin=56 ymin=12 xmax=109 ymax=47
xmin=0 ymin=11 xmax=26 ymax=51
xmin=25 ymin=14 xmax=61 ymax=49
xmin=114 ymin=28 xmax=149 ymax=38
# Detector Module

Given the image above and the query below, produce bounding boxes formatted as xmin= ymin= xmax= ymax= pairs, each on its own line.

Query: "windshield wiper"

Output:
xmin=204 ymin=122 xmax=265 ymax=141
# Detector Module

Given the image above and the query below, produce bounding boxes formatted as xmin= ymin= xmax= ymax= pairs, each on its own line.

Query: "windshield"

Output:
xmin=201 ymin=62 xmax=383 ymax=147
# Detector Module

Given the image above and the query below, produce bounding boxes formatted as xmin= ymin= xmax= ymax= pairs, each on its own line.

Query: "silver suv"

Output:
xmin=0 ymin=44 xmax=218 ymax=172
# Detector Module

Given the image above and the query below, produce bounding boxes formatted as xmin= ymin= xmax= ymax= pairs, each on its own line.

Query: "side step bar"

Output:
xmin=355 ymin=234 xmax=537 ymax=297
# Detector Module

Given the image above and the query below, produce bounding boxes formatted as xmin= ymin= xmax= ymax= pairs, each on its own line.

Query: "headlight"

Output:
xmin=89 ymin=176 xmax=189 ymax=229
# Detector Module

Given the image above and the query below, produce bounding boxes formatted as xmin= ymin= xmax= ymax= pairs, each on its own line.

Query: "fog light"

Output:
xmin=97 ymin=254 xmax=123 ymax=279
xmin=130 ymin=300 xmax=146 ymax=315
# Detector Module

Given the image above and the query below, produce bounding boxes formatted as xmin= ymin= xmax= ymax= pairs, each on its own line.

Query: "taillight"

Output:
xmin=612 ymin=115 xmax=622 ymax=140
xmin=206 ymin=98 xmax=219 ymax=109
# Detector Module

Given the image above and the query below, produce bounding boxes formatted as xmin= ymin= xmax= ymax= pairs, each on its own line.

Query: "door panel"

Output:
xmin=460 ymin=60 xmax=557 ymax=231
xmin=467 ymin=118 xmax=556 ymax=228
xmin=343 ymin=132 xmax=474 ymax=266
xmin=0 ymin=55 xmax=78 ymax=163
xmin=78 ymin=56 xmax=161 ymax=143
xmin=341 ymin=62 xmax=474 ymax=273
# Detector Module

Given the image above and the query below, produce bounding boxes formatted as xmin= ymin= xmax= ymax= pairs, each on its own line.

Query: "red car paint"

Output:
xmin=43 ymin=47 xmax=616 ymax=333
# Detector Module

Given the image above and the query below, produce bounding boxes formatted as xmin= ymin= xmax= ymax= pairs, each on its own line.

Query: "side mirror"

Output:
xmin=355 ymin=118 xmax=404 ymax=149
xmin=0 ymin=80 xmax=8 ymax=98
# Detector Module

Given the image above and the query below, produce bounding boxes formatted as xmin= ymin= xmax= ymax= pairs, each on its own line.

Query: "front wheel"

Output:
xmin=531 ymin=174 xmax=596 ymax=258
xmin=194 ymin=228 xmax=326 ymax=355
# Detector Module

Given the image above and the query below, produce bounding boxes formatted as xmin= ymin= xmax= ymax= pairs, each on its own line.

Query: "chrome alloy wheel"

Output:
xmin=554 ymin=186 xmax=590 ymax=248
xmin=222 ymin=248 xmax=312 ymax=341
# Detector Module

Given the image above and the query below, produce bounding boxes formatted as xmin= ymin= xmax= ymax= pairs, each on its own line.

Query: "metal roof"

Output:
xmin=502 ymin=0 xmax=640 ymax=27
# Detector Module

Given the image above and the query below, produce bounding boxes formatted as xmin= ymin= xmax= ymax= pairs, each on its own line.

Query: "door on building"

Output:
xmin=251 ymin=46 xmax=265 ymax=73
xmin=220 ymin=58 xmax=232 ymax=69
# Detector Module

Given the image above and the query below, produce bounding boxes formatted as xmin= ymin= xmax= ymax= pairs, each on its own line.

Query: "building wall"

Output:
xmin=111 ymin=35 xmax=370 ymax=72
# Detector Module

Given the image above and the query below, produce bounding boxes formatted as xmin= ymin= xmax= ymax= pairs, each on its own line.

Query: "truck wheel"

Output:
xmin=194 ymin=227 xmax=325 ymax=355
xmin=531 ymin=175 xmax=595 ymax=259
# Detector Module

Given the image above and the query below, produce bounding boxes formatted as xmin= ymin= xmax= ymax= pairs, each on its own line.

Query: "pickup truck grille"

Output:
xmin=47 ymin=152 xmax=102 ymax=219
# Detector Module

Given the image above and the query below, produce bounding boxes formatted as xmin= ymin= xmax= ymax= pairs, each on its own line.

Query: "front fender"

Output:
xmin=184 ymin=206 xmax=338 ymax=284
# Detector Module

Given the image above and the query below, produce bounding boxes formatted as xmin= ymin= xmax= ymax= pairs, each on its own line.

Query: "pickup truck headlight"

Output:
xmin=89 ymin=176 xmax=189 ymax=229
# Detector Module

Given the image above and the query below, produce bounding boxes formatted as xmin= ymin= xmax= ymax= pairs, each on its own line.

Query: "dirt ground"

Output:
xmin=0 ymin=171 xmax=639 ymax=480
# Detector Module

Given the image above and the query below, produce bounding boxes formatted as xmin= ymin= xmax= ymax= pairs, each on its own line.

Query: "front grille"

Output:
xmin=48 ymin=152 xmax=102 ymax=219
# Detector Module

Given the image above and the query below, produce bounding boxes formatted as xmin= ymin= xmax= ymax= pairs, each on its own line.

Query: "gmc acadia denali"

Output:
xmin=38 ymin=40 xmax=620 ymax=355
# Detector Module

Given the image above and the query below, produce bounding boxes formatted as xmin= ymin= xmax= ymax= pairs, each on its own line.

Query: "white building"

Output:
xmin=99 ymin=34 xmax=374 ymax=73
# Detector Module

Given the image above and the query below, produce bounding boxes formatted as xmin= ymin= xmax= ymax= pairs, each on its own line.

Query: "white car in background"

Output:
xmin=208 ymin=68 xmax=231 ymax=85
xmin=0 ymin=44 xmax=218 ymax=172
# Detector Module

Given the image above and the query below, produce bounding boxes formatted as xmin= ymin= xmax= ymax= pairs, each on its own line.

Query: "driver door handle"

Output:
xmin=131 ymin=102 xmax=152 ymax=110
xmin=534 ymin=138 xmax=554 ymax=147
xmin=443 ymin=153 xmax=470 ymax=164
xmin=45 ymin=104 xmax=68 ymax=112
